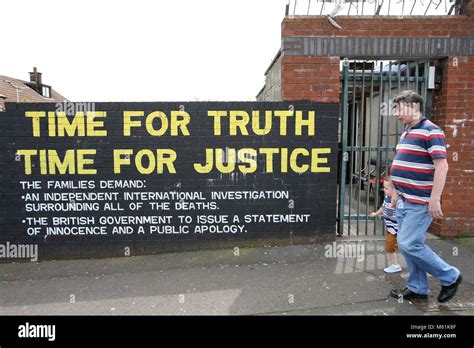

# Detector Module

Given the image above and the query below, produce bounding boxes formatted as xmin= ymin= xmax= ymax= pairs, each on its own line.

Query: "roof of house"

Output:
xmin=0 ymin=74 xmax=68 ymax=111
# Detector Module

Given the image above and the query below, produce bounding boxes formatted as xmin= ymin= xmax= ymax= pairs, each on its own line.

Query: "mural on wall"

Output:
xmin=0 ymin=101 xmax=338 ymax=258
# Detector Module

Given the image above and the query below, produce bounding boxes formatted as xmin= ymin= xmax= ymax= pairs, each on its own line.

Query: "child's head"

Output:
xmin=383 ymin=177 xmax=394 ymax=196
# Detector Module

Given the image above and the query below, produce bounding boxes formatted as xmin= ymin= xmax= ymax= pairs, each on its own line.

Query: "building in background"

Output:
xmin=257 ymin=0 xmax=474 ymax=238
xmin=0 ymin=67 xmax=67 ymax=111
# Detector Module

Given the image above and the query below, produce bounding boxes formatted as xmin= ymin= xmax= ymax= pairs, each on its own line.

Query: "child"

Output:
xmin=370 ymin=177 xmax=401 ymax=273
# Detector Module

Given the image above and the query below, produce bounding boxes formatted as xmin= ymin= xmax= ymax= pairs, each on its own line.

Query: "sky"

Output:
xmin=1 ymin=0 xmax=451 ymax=102
xmin=1 ymin=0 xmax=287 ymax=101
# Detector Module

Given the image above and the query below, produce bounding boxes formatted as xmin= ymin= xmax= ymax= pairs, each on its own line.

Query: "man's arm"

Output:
xmin=390 ymin=190 xmax=399 ymax=208
xmin=429 ymin=158 xmax=449 ymax=219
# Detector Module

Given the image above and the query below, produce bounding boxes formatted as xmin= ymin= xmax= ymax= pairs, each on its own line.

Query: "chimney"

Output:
xmin=29 ymin=67 xmax=42 ymax=92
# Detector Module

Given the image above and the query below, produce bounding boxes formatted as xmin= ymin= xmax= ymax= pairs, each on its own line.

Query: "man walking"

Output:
xmin=389 ymin=90 xmax=462 ymax=303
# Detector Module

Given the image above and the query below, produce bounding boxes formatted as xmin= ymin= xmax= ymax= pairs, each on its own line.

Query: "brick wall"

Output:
xmin=282 ymin=16 xmax=473 ymax=38
xmin=274 ymin=12 xmax=474 ymax=237
xmin=0 ymin=102 xmax=339 ymax=260
xmin=280 ymin=15 xmax=474 ymax=104
xmin=431 ymin=56 xmax=474 ymax=237
xmin=282 ymin=56 xmax=340 ymax=103
xmin=257 ymin=52 xmax=282 ymax=101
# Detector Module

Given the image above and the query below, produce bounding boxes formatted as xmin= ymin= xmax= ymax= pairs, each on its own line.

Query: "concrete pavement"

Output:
xmin=0 ymin=236 xmax=473 ymax=315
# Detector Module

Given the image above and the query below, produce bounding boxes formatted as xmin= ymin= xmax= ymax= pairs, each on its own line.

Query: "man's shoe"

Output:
xmin=438 ymin=274 xmax=462 ymax=303
xmin=390 ymin=288 xmax=428 ymax=300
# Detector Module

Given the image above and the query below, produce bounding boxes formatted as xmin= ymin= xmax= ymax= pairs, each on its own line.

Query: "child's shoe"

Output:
xmin=384 ymin=264 xmax=402 ymax=273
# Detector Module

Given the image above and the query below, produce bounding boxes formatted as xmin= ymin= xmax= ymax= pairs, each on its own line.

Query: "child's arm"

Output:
xmin=370 ymin=207 xmax=383 ymax=217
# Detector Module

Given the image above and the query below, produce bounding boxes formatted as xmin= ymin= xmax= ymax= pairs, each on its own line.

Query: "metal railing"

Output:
xmin=286 ymin=0 xmax=466 ymax=17
xmin=338 ymin=59 xmax=431 ymax=236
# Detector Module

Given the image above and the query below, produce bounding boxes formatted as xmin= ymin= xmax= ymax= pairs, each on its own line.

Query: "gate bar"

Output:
xmin=365 ymin=62 xmax=375 ymax=235
xmin=338 ymin=60 xmax=350 ymax=235
xmin=348 ymin=64 xmax=357 ymax=235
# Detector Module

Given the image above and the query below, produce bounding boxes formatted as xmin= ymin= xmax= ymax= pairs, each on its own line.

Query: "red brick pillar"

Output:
xmin=430 ymin=56 xmax=474 ymax=237
xmin=281 ymin=56 xmax=340 ymax=103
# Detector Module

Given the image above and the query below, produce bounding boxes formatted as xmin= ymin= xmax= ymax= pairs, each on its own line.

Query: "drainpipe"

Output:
xmin=5 ymin=80 xmax=21 ymax=102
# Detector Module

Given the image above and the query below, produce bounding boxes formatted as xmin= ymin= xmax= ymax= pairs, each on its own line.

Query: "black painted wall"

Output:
xmin=0 ymin=101 xmax=338 ymax=260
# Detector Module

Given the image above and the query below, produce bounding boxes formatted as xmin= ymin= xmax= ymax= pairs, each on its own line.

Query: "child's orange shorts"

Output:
xmin=385 ymin=233 xmax=398 ymax=253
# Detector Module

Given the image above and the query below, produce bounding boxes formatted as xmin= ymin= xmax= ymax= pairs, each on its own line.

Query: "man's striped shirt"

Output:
xmin=391 ymin=117 xmax=447 ymax=205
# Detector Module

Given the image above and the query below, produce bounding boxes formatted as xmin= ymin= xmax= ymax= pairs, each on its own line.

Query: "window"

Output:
xmin=42 ymin=86 xmax=51 ymax=98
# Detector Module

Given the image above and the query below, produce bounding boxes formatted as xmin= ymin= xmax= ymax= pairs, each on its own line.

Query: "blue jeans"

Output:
xmin=396 ymin=198 xmax=460 ymax=295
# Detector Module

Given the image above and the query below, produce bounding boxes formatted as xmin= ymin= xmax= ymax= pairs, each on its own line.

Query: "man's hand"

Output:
xmin=429 ymin=198 xmax=443 ymax=219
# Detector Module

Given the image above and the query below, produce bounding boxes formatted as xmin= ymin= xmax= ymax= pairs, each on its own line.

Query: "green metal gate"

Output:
xmin=338 ymin=59 xmax=431 ymax=236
